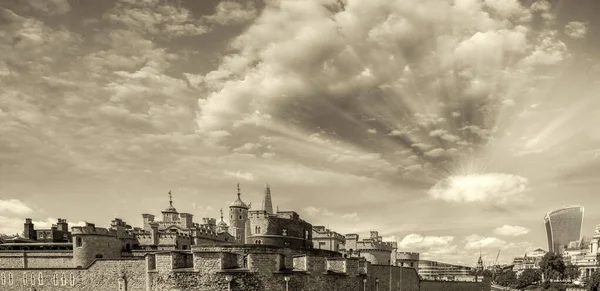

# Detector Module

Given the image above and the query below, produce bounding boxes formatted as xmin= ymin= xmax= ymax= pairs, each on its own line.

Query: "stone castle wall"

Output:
xmin=0 ymin=252 xmax=73 ymax=269
xmin=0 ymin=258 xmax=146 ymax=291
xmin=0 ymin=248 xmax=491 ymax=291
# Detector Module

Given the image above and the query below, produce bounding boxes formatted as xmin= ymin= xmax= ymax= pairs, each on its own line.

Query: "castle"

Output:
xmin=0 ymin=183 xmax=490 ymax=291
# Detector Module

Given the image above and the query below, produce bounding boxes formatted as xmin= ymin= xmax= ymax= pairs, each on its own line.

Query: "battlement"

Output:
xmin=201 ymin=217 xmax=216 ymax=225
xmin=313 ymin=226 xmax=345 ymax=241
xmin=396 ymin=252 xmax=420 ymax=260
xmin=71 ymin=223 xmax=114 ymax=236
xmin=345 ymin=234 xmax=359 ymax=240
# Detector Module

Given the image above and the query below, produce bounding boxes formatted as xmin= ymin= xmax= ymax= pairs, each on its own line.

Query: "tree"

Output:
xmin=496 ymin=270 xmax=517 ymax=287
xmin=586 ymin=269 xmax=600 ymax=291
xmin=516 ymin=269 xmax=542 ymax=289
xmin=563 ymin=263 xmax=580 ymax=282
xmin=539 ymin=252 xmax=566 ymax=282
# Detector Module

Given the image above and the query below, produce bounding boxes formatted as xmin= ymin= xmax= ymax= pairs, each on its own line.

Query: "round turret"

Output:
xmin=229 ymin=184 xmax=249 ymax=244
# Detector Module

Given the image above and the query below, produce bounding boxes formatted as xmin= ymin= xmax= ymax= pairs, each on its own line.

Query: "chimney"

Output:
xmin=24 ymin=218 xmax=36 ymax=240
xmin=57 ymin=218 xmax=69 ymax=232
xmin=150 ymin=222 xmax=159 ymax=245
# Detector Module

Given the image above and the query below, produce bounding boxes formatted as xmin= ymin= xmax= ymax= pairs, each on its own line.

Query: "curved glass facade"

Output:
xmin=544 ymin=206 xmax=584 ymax=253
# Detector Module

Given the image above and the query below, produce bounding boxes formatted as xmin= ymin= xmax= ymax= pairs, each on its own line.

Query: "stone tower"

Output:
xmin=217 ymin=209 xmax=229 ymax=234
xmin=262 ymin=183 xmax=274 ymax=215
xmin=162 ymin=191 xmax=179 ymax=223
xmin=229 ymin=183 xmax=249 ymax=244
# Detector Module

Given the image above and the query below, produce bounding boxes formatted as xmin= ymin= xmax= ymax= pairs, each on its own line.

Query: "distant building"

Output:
xmin=512 ymin=248 xmax=546 ymax=274
xmin=564 ymin=223 xmax=600 ymax=280
xmin=544 ymin=205 xmax=584 ymax=254
xmin=312 ymin=226 xmax=345 ymax=252
xmin=23 ymin=218 xmax=72 ymax=243
xmin=418 ymin=260 xmax=474 ymax=280
xmin=341 ymin=231 xmax=397 ymax=265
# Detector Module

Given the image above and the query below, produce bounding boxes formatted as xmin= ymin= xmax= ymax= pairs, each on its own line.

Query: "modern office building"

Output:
xmin=544 ymin=205 xmax=584 ymax=254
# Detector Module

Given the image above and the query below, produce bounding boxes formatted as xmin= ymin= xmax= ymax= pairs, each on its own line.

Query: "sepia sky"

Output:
xmin=1 ymin=0 xmax=600 ymax=266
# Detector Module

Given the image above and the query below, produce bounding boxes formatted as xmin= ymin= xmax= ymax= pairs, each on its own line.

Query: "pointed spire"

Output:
xmin=220 ymin=209 xmax=224 ymax=221
xmin=237 ymin=183 xmax=241 ymax=198
xmin=262 ymin=183 xmax=273 ymax=215
xmin=169 ymin=190 xmax=173 ymax=207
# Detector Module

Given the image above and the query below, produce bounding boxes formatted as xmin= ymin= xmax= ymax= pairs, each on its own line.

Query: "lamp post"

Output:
xmin=375 ymin=278 xmax=379 ymax=291
xmin=284 ymin=276 xmax=290 ymax=291
xmin=362 ymin=278 xmax=367 ymax=291
xmin=225 ymin=275 xmax=233 ymax=291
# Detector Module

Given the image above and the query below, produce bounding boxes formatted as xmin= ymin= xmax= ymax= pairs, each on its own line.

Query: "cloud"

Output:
xmin=26 ymin=0 xmax=72 ymax=15
xmin=204 ymin=1 xmax=259 ymax=26
xmin=341 ymin=212 xmax=360 ymax=222
xmin=303 ymin=206 xmax=334 ymax=217
xmin=428 ymin=173 xmax=528 ymax=203
xmin=465 ymin=234 xmax=507 ymax=249
xmin=493 ymin=225 xmax=530 ymax=236
xmin=564 ymin=21 xmax=588 ymax=39
xmin=302 ymin=207 xmax=360 ymax=222
xmin=398 ymin=233 xmax=455 ymax=249
xmin=0 ymin=199 xmax=33 ymax=215
xmin=233 ymin=142 xmax=263 ymax=153
xmin=0 ymin=199 xmax=84 ymax=235
xmin=223 ymin=170 xmax=255 ymax=181
xmin=105 ymin=0 xmax=209 ymax=38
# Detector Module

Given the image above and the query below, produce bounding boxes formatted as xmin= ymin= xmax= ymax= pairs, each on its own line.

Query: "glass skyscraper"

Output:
xmin=544 ymin=205 xmax=584 ymax=254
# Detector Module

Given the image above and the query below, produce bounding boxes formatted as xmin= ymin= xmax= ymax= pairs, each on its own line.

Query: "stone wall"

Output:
xmin=420 ymin=278 xmax=491 ymax=291
xmin=368 ymin=265 xmax=420 ymax=291
xmin=0 ymin=252 xmax=73 ymax=269
xmin=361 ymin=249 xmax=392 ymax=265
xmin=172 ymin=251 xmax=193 ymax=269
xmin=72 ymin=234 xmax=124 ymax=268
xmin=0 ymin=258 xmax=146 ymax=291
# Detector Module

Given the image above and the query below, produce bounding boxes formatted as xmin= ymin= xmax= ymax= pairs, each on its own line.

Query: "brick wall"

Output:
xmin=0 ymin=258 xmax=146 ymax=291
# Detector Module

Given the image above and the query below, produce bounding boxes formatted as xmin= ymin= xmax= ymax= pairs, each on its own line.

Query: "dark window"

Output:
xmin=95 ymin=254 xmax=103 ymax=259
xmin=75 ymin=237 xmax=82 ymax=248
xmin=239 ymin=215 xmax=242 ymax=220
xmin=284 ymin=242 xmax=290 ymax=247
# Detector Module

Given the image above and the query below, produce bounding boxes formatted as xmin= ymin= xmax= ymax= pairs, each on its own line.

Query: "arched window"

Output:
xmin=1 ymin=273 xmax=5 ymax=285
xmin=75 ymin=237 xmax=82 ymax=248
xmin=53 ymin=274 xmax=58 ymax=286
xmin=38 ymin=273 xmax=43 ymax=285
xmin=23 ymin=273 xmax=27 ymax=285
xmin=70 ymin=273 xmax=75 ymax=286
xmin=61 ymin=274 xmax=66 ymax=286
xmin=239 ymin=215 xmax=242 ymax=220
xmin=7 ymin=273 xmax=12 ymax=285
